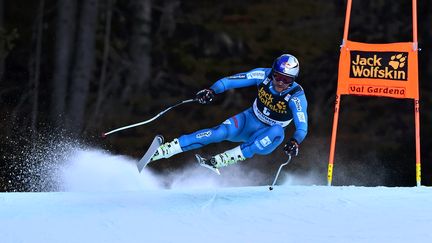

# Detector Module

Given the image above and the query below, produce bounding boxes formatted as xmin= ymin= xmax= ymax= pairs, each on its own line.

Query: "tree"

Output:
xmin=29 ymin=0 xmax=45 ymax=139
xmin=86 ymin=0 xmax=114 ymax=128
xmin=51 ymin=0 xmax=77 ymax=127
xmin=0 ymin=0 xmax=4 ymax=83
xmin=66 ymin=0 xmax=99 ymax=133
xmin=122 ymin=0 xmax=152 ymax=100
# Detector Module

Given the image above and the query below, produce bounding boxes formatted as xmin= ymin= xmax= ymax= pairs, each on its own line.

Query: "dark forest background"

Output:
xmin=0 ymin=0 xmax=431 ymax=191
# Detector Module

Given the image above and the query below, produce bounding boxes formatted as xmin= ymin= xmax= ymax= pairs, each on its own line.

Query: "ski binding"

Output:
xmin=195 ymin=154 xmax=220 ymax=175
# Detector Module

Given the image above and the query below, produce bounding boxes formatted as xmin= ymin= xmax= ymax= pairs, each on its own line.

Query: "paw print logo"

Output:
xmin=388 ymin=54 xmax=406 ymax=70
xmin=276 ymin=101 xmax=287 ymax=111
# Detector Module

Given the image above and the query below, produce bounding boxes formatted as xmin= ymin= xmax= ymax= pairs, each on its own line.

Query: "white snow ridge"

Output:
xmin=1 ymin=146 xmax=431 ymax=243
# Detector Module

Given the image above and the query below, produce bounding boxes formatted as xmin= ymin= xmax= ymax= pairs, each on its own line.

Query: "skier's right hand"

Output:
xmin=284 ymin=138 xmax=299 ymax=157
xmin=195 ymin=89 xmax=215 ymax=104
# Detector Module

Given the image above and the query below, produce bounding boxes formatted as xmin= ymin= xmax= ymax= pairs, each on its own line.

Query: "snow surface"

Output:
xmin=1 ymin=147 xmax=431 ymax=243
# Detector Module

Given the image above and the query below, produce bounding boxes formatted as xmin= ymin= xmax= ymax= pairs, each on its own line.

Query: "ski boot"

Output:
xmin=211 ymin=146 xmax=246 ymax=168
xmin=151 ymin=138 xmax=183 ymax=161
xmin=196 ymin=146 xmax=246 ymax=175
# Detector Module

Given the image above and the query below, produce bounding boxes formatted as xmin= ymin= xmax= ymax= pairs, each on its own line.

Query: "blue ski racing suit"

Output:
xmin=178 ymin=67 xmax=308 ymax=159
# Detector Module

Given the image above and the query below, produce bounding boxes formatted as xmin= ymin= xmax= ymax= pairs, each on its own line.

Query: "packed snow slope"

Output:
xmin=1 ymin=186 xmax=432 ymax=243
xmin=1 ymin=147 xmax=431 ymax=243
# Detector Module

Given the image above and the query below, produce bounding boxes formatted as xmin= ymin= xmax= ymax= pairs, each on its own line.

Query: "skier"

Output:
xmin=150 ymin=54 xmax=308 ymax=173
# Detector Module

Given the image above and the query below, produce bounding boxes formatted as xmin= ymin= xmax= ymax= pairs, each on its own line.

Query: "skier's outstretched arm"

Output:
xmin=210 ymin=68 xmax=271 ymax=94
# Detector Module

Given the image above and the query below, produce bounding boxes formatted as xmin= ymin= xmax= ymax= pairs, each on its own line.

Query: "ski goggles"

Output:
xmin=272 ymin=72 xmax=294 ymax=84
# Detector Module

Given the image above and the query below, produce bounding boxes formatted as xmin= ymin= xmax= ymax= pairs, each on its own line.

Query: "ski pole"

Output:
xmin=269 ymin=154 xmax=292 ymax=191
xmin=102 ymin=99 xmax=197 ymax=137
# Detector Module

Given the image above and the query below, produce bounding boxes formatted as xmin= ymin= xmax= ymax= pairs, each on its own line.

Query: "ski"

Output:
xmin=137 ymin=135 xmax=164 ymax=172
xmin=195 ymin=154 xmax=220 ymax=175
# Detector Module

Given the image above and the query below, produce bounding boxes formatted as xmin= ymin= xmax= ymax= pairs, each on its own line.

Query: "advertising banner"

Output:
xmin=337 ymin=40 xmax=419 ymax=99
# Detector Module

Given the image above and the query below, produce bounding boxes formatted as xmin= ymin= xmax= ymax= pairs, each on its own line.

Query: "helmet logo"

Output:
xmin=282 ymin=61 xmax=298 ymax=70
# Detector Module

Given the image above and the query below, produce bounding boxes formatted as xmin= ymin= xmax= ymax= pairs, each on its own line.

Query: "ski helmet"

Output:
xmin=272 ymin=54 xmax=300 ymax=82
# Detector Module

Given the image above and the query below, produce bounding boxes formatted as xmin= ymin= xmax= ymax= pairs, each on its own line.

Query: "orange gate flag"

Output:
xmin=337 ymin=40 xmax=419 ymax=99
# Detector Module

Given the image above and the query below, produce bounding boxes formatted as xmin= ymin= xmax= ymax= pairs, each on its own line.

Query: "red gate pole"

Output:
xmin=412 ymin=0 xmax=421 ymax=186
xmin=327 ymin=0 xmax=353 ymax=186
xmin=327 ymin=95 xmax=341 ymax=186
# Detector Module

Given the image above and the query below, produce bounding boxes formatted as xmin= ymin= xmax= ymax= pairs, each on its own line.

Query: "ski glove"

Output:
xmin=195 ymin=89 xmax=215 ymax=104
xmin=284 ymin=138 xmax=299 ymax=157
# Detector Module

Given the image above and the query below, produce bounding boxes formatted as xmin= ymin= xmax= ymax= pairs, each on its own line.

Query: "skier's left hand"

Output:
xmin=284 ymin=138 xmax=299 ymax=157
xmin=195 ymin=89 xmax=215 ymax=104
